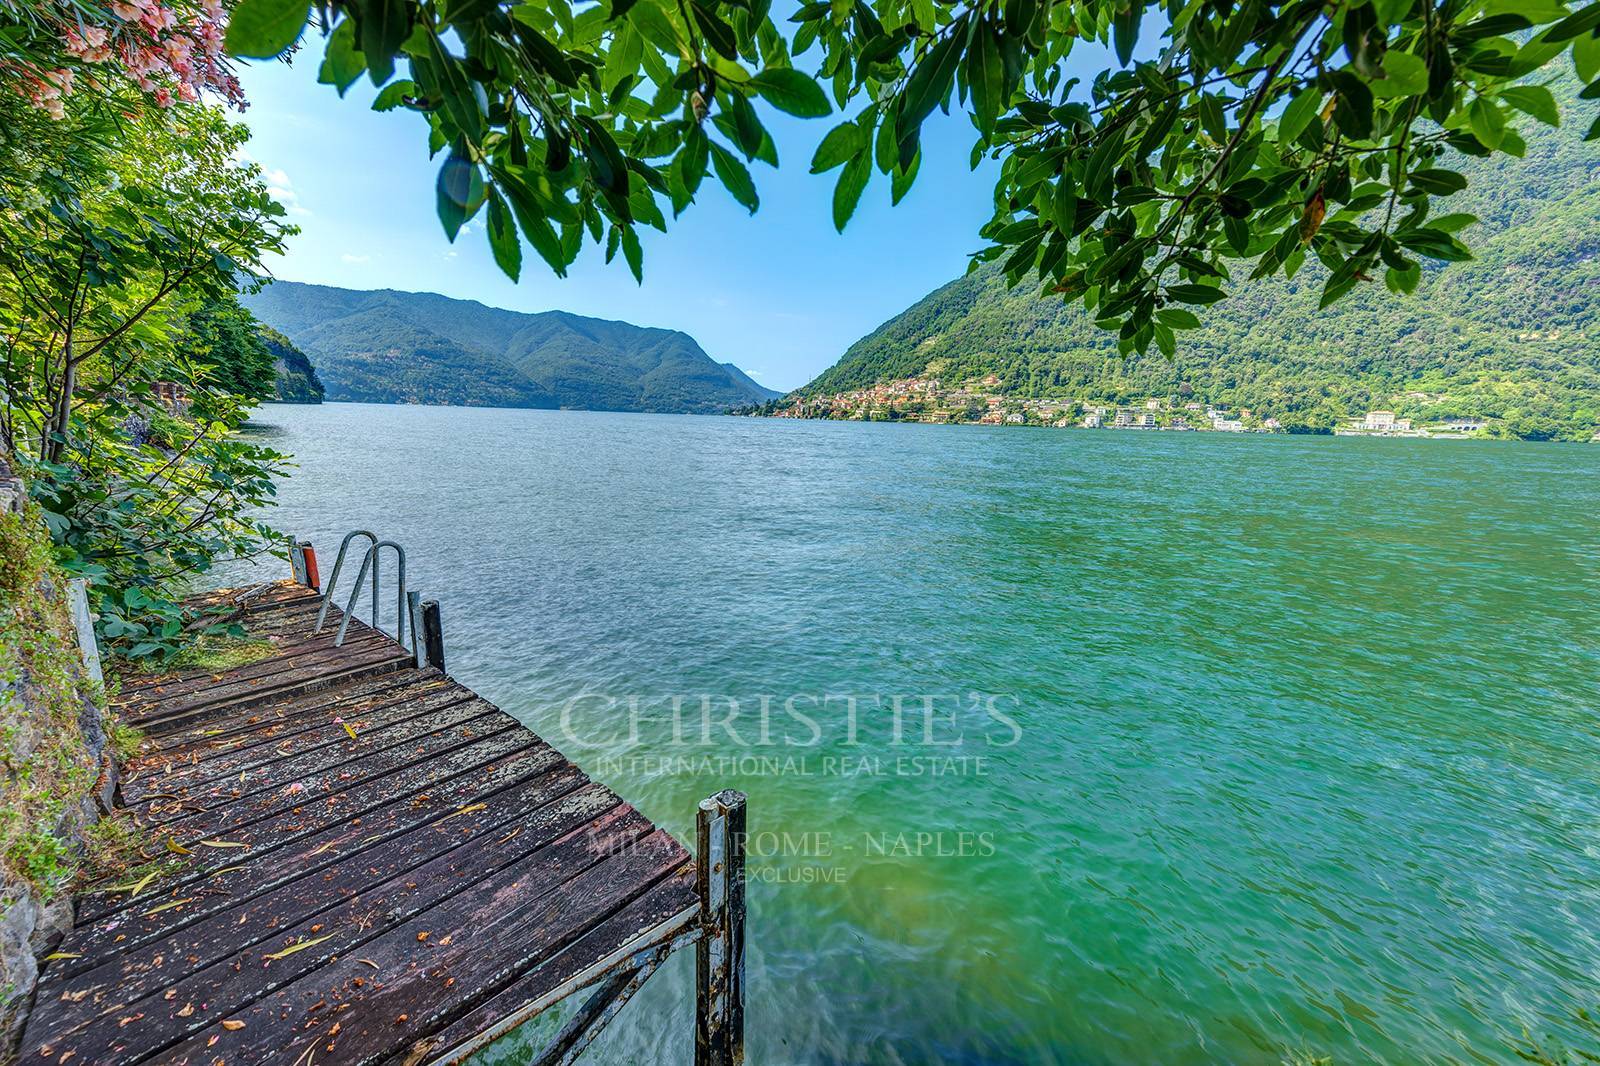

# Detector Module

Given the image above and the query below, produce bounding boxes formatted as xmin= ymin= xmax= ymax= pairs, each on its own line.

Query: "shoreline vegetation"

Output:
xmin=732 ymin=376 xmax=1590 ymax=441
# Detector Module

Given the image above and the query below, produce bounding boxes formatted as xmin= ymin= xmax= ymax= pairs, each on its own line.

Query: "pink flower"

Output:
xmin=176 ymin=81 xmax=198 ymax=102
xmin=140 ymin=5 xmax=176 ymax=32
xmin=153 ymin=86 xmax=172 ymax=106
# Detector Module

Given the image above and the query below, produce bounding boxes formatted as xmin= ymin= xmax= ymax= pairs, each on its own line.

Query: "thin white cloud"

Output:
xmin=258 ymin=163 xmax=311 ymax=217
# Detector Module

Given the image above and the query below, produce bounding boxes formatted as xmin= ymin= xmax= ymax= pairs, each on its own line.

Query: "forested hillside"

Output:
xmin=260 ymin=325 xmax=324 ymax=404
xmin=243 ymin=282 xmax=778 ymax=413
xmin=803 ymin=76 xmax=1599 ymax=440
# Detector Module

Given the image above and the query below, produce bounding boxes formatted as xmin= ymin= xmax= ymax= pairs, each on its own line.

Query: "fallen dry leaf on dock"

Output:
xmin=262 ymin=933 xmax=337 ymax=961
xmin=106 ymin=871 xmax=158 ymax=897
xmin=436 ymin=802 xmax=487 ymax=825
xmin=198 ymin=839 xmax=248 ymax=849
xmin=143 ymin=897 xmax=196 ymax=917
xmin=222 ymin=1019 xmax=246 ymax=1030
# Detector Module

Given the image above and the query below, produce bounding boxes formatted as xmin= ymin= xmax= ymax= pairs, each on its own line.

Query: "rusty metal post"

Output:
xmin=695 ymin=789 xmax=746 ymax=1066
xmin=289 ymin=538 xmax=310 ymax=586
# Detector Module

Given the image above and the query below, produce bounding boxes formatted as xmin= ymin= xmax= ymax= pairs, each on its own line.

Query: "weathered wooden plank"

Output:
xmin=133 ymin=697 xmax=496 ymax=826
xmin=122 ymin=675 xmax=460 ymax=797
xmin=26 ymin=776 xmax=617 ymax=1059
xmin=116 ymin=626 xmax=390 ymax=707
xmin=77 ymin=728 xmax=546 ymax=926
xmin=118 ymin=623 xmax=389 ymax=710
xmin=112 ymin=592 xmax=358 ymax=696
xmin=413 ymin=863 xmax=698 ymax=1065
xmin=123 ymin=679 xmax=472 ymax=804
xmin=49 ymin=738 xmax=567 ymax=979
xmin=45 ymin=768 xmax=596 ymax=1024
xmin=171 ymin=580 xmax=306 ymax=618
xmin=125 ymin=647 xmax=416 ymax=736
xmin=150 ymin=829 xmax=690 ymax=1066
xmin=145 ymin=709 xmax=522 ymax=849
xmin=133 ymin=669 xmax=445 ymax=758
xmin=120 ymin=637 xmax=406 ymax=725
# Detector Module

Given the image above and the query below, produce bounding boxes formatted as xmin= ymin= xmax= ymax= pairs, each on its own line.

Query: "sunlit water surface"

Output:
xmin=220 ymin=403 xmax=1600 ymax=1065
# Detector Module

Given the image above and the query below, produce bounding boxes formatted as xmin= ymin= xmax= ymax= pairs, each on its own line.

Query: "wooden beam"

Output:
xmin=696 ymin=789 xmax=747 ymax=1066
xmin=421 ymin=598 xmax=446 ymax=672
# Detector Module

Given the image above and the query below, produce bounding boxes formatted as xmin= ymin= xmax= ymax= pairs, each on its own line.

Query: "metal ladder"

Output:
xmin=315 ymin=529 xmax=417 ymax=659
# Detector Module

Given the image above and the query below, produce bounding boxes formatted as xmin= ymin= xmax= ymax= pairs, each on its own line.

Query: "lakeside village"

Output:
xmin=753 ymin=376 xmax=1491 ymax=438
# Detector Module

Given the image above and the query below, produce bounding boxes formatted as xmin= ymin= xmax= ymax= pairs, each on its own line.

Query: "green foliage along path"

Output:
xmin=800 ymin=76 xmax=1600 ymax=441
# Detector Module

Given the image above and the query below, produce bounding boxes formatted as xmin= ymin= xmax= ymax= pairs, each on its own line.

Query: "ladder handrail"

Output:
xmin=315 ymin=530 xmax=378 ymax=634
xmin=334 ymin=540 xmax=410 ymax=654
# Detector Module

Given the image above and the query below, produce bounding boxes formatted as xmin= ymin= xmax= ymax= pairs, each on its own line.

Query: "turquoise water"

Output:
xmin=231 ymin=403 xmax=1600 ymax=1065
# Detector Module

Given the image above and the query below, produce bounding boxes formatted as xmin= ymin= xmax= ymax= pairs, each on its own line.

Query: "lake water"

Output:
xmin=226 ymin=402 xmax=1600 ymax=1065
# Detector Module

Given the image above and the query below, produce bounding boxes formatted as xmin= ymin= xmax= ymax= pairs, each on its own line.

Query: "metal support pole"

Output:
xmin=695 ymin=789 xmax=746 ymax=1066
xmin=420 ymin=599 xmax=445 ymax=672
xmin=289 ymin=538 xmax=309 ymax=586
xmin=407 ymin=591 xmax=424 ymax=667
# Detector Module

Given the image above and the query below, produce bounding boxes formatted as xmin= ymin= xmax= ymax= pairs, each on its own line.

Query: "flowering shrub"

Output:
xmin=1 ymin=95 xmax=295 ymax=660
xmin=5 ymin=0 xmax=243 ymax=118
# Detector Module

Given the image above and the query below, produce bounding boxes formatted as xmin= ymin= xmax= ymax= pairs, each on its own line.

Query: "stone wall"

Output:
xmin=0 ymin=458 xmax=115 ymax=1057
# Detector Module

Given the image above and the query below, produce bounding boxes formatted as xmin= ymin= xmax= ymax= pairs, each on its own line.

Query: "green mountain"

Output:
xmin=260 ymin=323 xmax=324 ymax=404
xmin=801 ymin=79 xmax=1600 ymax=441
xmin=242 ymin=281 xmax=778 ymax=413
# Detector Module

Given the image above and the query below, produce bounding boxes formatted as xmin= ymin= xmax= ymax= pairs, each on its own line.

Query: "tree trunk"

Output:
xmin=42 ymin=342 xmax=74 ymax=464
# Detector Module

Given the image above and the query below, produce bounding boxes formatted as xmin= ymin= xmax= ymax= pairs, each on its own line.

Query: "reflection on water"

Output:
xmin=220 ymin=403 xmax=1600 ymax=1065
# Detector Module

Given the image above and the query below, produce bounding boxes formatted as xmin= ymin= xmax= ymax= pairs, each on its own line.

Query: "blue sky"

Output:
xmin=233 ymin=36 xmax=1015 ymax=393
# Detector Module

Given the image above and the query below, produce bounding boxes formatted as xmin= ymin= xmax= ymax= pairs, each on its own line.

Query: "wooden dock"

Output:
xmin=23 ymin=577 xmax=745 ymax=1065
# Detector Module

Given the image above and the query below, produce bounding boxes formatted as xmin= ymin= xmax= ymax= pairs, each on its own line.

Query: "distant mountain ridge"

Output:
xmin=797 ymin=74 xmax=1600 ymax=441
xmin=242 ymin=282 xmax=778 ymax=413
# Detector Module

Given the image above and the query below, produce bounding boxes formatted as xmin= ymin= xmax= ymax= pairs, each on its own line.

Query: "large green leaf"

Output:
xmin=317 ymin=19 xmax=366 ymax=94
xmin=359 ymin=0 xmax=411 ymax=85
xmin=750 ymin=68 xmax=832 ymax=117
xmin=621 ymin=226 xmax=643 ymax=282
xmin=832 ymin=151 xmax=870 ymax=231
xmin=811 ymin=122 xmax=867 ymax=172
xmin=710 ymin=142 xmax=759 ymax=212
xmin=894 ymin=16 xmax=968 ymax=164
xmin=1500 ymin=85 xmax=1560 ymax=127
xmin=966 ymin=20 xmax=1005 ymax=139
xmin=485 ymin=188 xmax=522 ymax=281
xmin=1277 ymin=86 xmax=1322 ymax=144
xmin=224 ymin=0 xmax=310 ymax=58
xmin=436 ymin=147 xmax=484 ymax=241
